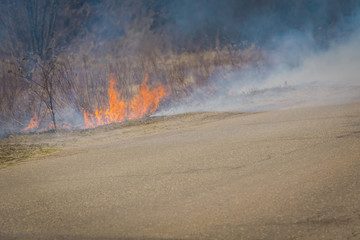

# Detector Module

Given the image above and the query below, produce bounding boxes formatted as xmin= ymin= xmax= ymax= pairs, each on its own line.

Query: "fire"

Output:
xmin=83 ymin=74 xmax=127 ymax=128
xmin=128 ymin=74 xmax=167 ymax=120
xmin=22 ymin=74 xmax=168 ymax=132
xmin=23 ymin=112 xmax=40 ymax=132
xmin=23 ymin=112 xmax=57 ymax=132
xmin=83 ymin=74 xmax=168 ymax=128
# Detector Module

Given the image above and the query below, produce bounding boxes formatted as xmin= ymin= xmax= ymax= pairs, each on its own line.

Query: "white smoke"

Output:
xmin=156 ymin=27 xmax=360 ymax=116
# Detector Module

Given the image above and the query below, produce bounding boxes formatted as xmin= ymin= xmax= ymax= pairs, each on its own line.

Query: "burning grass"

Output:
xmin=21 ymin=73 xmax=170 ymax=132
xmin=0 ymin=44 xmax=262 ymax=135
xmin=83 ymin=73 xmax=168 ymax=129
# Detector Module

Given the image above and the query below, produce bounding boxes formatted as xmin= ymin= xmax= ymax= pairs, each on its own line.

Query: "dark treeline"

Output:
xmin=149 ymin=0 xmax=358 ymax=50
xmin=1 ymin=0 xmax=357 ymax=58
xmin=0 ymin=0 xmax=358 ymax=134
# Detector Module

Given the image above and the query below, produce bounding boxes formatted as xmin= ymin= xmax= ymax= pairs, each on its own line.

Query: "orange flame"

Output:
xmin=83 ymin=74 xmax=168 ymax=128
xmin=22 ymin=74 xmax=168 ymax=132
xmin=128 ymin=74 xmax=167 ymax=120
xmin=23 ymin=112 xmax=40 ymax=132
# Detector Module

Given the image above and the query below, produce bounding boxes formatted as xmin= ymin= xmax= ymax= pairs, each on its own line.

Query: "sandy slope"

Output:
xmin=0 ymin=102 xmax=360 ymax=240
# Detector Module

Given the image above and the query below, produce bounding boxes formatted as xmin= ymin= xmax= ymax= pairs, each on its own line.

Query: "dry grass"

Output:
xmin=0 ymin=141 xmax=57 ymax=167
xmin=0 ymin=44 xmax=263 ymax=134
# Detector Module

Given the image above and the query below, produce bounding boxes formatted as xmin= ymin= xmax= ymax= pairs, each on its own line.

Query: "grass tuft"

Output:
xmin=0 ymin=143 xmax=57 ymax=167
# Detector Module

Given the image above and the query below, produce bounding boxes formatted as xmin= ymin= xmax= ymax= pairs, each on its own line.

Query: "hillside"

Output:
xmin=1 ymin=102 xmax=359 ymax=239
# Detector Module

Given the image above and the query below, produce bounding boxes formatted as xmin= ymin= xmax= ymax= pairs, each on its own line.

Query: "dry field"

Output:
xmin=0 ymin=102 xmax=360 ymax=239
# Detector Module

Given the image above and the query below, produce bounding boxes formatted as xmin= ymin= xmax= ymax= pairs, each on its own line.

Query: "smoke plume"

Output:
xmin=1 ymin=1 xmax=359 ymax=136
xmin=157 ymin=10 xmax=360 ymax=115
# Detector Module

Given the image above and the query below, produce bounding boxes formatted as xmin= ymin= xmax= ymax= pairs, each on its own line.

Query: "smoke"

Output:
xmin=156 ymin=12 xmax=360 ymax=115
xmin=1 ymin=0 xmax=360 ymax=136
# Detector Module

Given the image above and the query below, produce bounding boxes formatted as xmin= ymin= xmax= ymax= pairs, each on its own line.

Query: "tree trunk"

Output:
xmin=49 ymin=92 xmax=56 ymax=130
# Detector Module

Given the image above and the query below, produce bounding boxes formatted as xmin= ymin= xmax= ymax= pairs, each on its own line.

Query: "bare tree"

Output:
xmin=0 ymin=0 xmax=90 ymax=130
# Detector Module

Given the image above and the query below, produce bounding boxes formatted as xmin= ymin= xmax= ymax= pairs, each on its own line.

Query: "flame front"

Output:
xmin=83 ymin=74 xmax=168 ymax=128
xmin=22 ymin=74 xmax=168 ymax=132
xmin=128 ymin=74 xmax=167 ymax=120
xmin=23 ymin=112 xmax=40 ymax=131
xmin=83 ymin=74 xmax=127 ymax=128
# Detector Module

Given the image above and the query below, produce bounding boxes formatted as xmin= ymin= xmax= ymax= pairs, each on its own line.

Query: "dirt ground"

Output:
xmin=0 ymin=102 xmax=360 ymax=240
